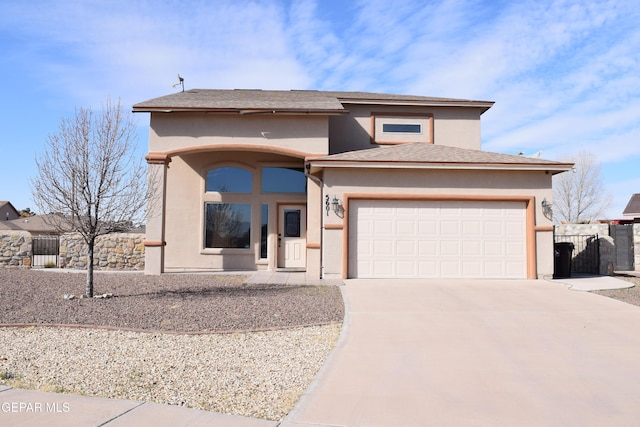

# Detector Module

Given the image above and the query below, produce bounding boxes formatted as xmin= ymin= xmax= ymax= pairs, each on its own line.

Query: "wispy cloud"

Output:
xmin=0 ymin=0 xmax=638 ymax=215
xmin=0 ymin=0 xmax=313 ymax=107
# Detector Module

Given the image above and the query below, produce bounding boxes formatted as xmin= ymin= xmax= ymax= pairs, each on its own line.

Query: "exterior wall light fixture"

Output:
xmin=325 ymin=195 xmax=344 ymax=218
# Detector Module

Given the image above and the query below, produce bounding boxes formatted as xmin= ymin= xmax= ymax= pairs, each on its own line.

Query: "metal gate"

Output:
xmin=554 ymin=234 xmax=600 ymax=275
xmin=32 ymin=235 xmax=60 ymax=267
xmin=611 ymin=224 xmax=635 ymax=271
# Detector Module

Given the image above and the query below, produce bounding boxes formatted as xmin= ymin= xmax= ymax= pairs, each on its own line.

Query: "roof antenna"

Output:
xmin=172 ymin=74 xmax=184 ymax=92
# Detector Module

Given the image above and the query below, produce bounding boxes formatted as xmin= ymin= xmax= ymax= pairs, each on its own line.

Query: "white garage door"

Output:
xmin=349 ymin=200 xmax=527 ymax=279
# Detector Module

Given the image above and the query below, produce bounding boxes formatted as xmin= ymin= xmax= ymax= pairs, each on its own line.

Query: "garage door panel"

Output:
xmin=462 ymin=241 xmax=482 ymax=256
xmin=357 ymin=239 xmax=373 ymax=256
xmin=397 ymin=240 xmax=418 ymax=256
xmin=441 ymin=221 xmax=459 ymax=235
xmin=397 ymin=220 xmax=417 ymax=235
xmin=373 ymin=206 xmax=394 ymax=215
xmin=419 ymin=240 xmax=437 ymax=256
xmin=349 ymin=199 xmax=527 ymax=279
xmin=441 ymin=260 xmax=461 ymax=277
xmin=397 ymin=260 xmax=418 ymax=277
xmin=440 ymin=240 xmax=460 ymax=256
xmin=373 ymin=240 xmax=394 ymax=256
xmin=484 ymin=240 xmax=504 ymax=256
xmin=372 ymin=260 xmax=393 ymax=276
xmin=462 ymin=261 xmax=482 ymax=277
xmin=483 ymin=221 xmax=503 ymax=236
xmin=506 ymin=221 xmax=526 ymax=236
xmin=419 ymin=220 xmax=437 ymax=234
xmin=484 ymin=261 xmax=505 ymax=277
xmin=462 ymin=207 xmax=484 ymax=217
xmin=374 ymin=220 xmax=393 ymax=235
xmin=462 ymin=220 xmax=482 ymax=235
xmin=419 ymin=260 xmax=438 ymax=276
xmin=505 ymin=241 xmax=526 ymax=255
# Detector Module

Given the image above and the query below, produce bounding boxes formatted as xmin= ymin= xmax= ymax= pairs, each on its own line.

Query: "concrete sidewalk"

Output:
xmin=548 ymin=273 xmax=635 ymax=291
xmin=0 ymin=386 xmax=277 ymax=427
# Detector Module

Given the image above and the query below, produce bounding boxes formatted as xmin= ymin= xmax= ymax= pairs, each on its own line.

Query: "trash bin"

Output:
xmin=554 ymin=242 xmax=574 ymax=278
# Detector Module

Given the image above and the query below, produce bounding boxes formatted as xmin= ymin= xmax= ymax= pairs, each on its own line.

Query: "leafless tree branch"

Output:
xmin=552 ymin=150 xmax=612 ymax=224
xmin=30 ymin=98 xmax=152 ymax=297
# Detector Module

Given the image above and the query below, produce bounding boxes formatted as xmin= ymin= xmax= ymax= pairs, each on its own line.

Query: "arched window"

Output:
xmin=206 ymin=166 xmax=252 ymax=193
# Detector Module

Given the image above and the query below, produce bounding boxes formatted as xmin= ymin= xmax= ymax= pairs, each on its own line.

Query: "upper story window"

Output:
xmin=371 ymin=113 xmax=433 ymax=145
xmin=382 ymin=123 xmax=422 ymax=134
xmin=206 ymin=166 xmax=252 ymax=193
xmin=261 ymin=167 xmax=307 ymax=193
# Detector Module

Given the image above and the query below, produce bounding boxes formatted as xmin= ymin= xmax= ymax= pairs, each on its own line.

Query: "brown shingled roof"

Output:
xmin=133 ymin=89 xmax=493 ymax=113
xmin=0 ymin=214 xmax=61 ymax=234
xmin=308 ymin=143 xmax=573 ymax=172
xmin=623 ymin=194 xmax=640 ymax=216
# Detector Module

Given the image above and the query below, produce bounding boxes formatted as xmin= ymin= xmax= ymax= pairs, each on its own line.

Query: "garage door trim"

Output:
xmin=342 ymin=194 xmax=536 ymax=279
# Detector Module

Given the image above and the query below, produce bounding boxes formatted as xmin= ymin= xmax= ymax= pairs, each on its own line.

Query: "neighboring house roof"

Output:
xmin=0 ymin=201 xmax=20 ymax=219
xmin=623 ymin=194 xmax=640 ymax=217
xmin=0 ymin=214 xmax=63 ymax=234
xmin=133 ymin=89 xmax=494 ymax=114
xmin=307 ymin=143 xmax=574 ymax=174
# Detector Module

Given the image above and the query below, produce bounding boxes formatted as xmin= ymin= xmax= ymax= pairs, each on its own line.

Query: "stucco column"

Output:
xmin=306 ymin=175 xmax=322 ymax=278
xmin=144 ymin=153 xmax=170 ymax=275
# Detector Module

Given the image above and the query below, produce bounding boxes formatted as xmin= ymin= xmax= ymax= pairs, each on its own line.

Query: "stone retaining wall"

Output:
xmin=0 ymin=231 xmax=32 ymax=267
xmin=59 ymin=233 xmax=145 ymax=270
xmin=0 ymin=231 xmax=144 ymax=270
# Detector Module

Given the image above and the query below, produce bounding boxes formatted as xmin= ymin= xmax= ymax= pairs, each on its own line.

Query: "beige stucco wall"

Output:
xmin=144 ymin=112 xmax=331 ymax=274
xmin=320 ymin=168 xmax=555 ymax=278
xmin=149 ymin=113 xmax=330 ymax=155
xmin=161 ymin=151 xmax=309 ymax=272
xmin=328 ymin=104 xmax=483 ymax=154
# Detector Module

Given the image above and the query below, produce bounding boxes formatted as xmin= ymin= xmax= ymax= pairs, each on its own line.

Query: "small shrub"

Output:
xmin=0 ymin=370 xmax=15 ymax=380
xmin=44 ymin=261 xmax=57 ymax=268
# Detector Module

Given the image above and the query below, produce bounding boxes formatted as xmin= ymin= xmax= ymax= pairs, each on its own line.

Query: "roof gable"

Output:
xmin=623 ymin=194 xmax=640 ymax=216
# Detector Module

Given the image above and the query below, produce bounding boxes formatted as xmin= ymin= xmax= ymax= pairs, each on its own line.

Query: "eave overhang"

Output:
xmin=306 ymin=160 xmax=575 ymax=175
xmin=337 ymin=99 xmax=495 ymax=114
xmin=132 ymin=107 xmax=346 ymax=115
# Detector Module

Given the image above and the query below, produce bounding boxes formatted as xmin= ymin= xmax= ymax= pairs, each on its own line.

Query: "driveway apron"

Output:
xmin=283 ymin=279 xmax=640 ymax=427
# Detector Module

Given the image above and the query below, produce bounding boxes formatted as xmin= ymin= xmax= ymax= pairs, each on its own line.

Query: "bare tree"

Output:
xmin=31 ymin=98 xmax=149 ymax=297
xmin=553 ymin=150 xmax=612 ymax=224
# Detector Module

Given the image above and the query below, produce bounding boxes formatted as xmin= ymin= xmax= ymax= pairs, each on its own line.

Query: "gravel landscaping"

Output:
xmin=0 ymin=269 xmax=344 ymax=332
xmin=0 ymin=268 xmax=345 ymax=420
xmin=592 ymin=274 xmax=640 ymax=306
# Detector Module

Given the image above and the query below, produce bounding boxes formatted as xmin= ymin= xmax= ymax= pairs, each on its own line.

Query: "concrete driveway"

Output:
xmin=283 ymin=278 xmax=640 ymax=427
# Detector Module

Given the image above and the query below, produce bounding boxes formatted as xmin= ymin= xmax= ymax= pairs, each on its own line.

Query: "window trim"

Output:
xmin=370 ymin=112 xmax=434 ymax=145
xmin=202 ymin=202 xmax=252 ymax=252
xmin=382 ymin=123 xmax=422 ymax=134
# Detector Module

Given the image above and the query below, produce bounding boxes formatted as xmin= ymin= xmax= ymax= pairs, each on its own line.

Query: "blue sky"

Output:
xmin=1 ymin=0 xmax=638 ymax=217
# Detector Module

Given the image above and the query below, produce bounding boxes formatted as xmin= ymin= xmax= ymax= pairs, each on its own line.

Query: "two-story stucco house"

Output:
xmin=133 ymin=90 xmax=572 ymax=279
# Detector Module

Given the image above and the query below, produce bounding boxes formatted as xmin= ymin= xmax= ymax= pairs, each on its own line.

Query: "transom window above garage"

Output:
xmin=372 ymin=113 xmax=433 ymax=145
xmin=206 ymin=166 xmax=252 ymax=193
